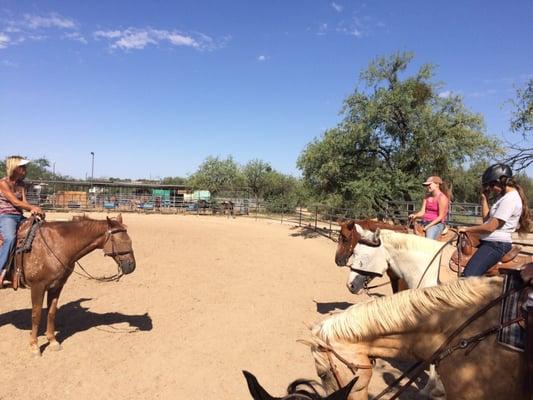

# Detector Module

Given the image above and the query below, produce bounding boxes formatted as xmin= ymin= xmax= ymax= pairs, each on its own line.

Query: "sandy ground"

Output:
xmin=0 ymin=212 xmax=496 ymax=400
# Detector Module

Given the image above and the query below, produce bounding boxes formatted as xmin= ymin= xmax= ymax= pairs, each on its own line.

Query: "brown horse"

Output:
xmin=6 ymin=213 xmax=135 ymax=356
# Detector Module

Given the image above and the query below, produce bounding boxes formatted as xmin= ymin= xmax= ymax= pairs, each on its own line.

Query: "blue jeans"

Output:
xmin=462 ymin=240 xmax=512 ymax=277
xmin=0 ymin=214 xmax=23 ymax=274
xmin=422 ymin=221 xmax=445 ymax=240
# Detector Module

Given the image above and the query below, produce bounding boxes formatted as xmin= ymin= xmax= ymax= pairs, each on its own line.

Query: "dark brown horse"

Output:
xmin=7 ymin=214 xmax=135 ymax=356
xmin=243 ymin=370 xmax=357 ymax=400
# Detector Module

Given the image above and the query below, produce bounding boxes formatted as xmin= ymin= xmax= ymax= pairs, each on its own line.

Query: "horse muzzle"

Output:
xmin=118 ymin=255 xmax=136 ymax=274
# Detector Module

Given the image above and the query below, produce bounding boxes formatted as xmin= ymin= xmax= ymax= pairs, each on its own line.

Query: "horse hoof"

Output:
xmin=48 ymin=341 xmax=62 ymax=352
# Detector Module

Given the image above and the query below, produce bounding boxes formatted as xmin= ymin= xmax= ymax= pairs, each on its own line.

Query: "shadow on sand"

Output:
xmin=0 ymin=297 xmax=152 ymax=345
xmin=289 ymin=225 xmax=336 ymax=241
xmin=314 ymin=301 xmax=353 ymax=314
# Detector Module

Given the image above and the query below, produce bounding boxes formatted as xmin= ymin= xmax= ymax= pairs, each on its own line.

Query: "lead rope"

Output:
xmin=38 ymin=229 xmax=124 ymax=283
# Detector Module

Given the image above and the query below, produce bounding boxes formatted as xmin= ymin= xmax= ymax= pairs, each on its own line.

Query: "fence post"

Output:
xmin=329 ymin=207 xmax=332 ymax=238
xmin=299 ymin=206 xmax=302 ymax=227
xmin=314 ymin=206 xmax=318 ymax=231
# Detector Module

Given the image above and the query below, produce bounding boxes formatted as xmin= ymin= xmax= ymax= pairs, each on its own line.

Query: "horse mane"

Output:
xmin=359 ymin=226 xmax=442 ymax=253
xmin=313 ymin=277 xmax=502 ymax=343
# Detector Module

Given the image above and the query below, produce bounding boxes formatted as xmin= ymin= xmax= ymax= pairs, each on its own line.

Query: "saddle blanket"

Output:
xmin=497 ymin=272 xmax=525 ymax=352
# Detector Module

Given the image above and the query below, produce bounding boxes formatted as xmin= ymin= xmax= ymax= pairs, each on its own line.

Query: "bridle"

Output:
xmin=102 ymin=226 xmax=133 ymax=258
xmin=316 ymin=340 xmax=373 ymax=391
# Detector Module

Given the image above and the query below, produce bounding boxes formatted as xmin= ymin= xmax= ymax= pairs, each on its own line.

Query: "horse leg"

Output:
xmin=45 ymin=286 xmax=64 ymax=351
xmin=30 ymin=284 xmax=46 ymax=357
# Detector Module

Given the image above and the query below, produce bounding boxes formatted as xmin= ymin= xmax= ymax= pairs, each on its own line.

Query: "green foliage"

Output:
xmin=298 ymin=51 xmax=502 ymax=214
xmin=188 ymin=156 xmax=245 ymax=195
xmin=510 ymin=79 xmax=533 ymax=135
xmin=242 ymin=159 xmax=272 ymax=199
xmin=160 ymin=176 xmax=187 ymax=185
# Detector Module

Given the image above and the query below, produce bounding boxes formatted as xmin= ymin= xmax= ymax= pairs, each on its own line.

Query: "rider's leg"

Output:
xmin=462 ymin=240 xmax=512 ymax=277
xmin=0 ymin=214 xmax=21 ymax=282
xmin=425 ymin=222 xmax=444 ymax=240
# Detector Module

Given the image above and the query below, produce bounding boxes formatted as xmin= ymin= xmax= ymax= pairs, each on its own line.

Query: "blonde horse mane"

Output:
xmin=373 ymin=228 xmax=442 ymax=253
xmin=313 ymin=277 xmax=502 ymax=343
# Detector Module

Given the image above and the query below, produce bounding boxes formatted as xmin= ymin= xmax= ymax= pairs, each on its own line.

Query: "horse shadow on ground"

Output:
xmin=289 ymin=225 xmax=336 ymax=241
xmin=378 ymin=362 xmax=430 ymax=400
xmin=0 ymin=298 xmax=152 ymax=344
xmin=314 ymin=301 xmax=353 ymax=314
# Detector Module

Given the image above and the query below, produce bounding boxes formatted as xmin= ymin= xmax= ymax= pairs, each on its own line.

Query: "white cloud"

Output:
xmin=22 ymin=13 xmax=76 ymax=30
xmin=331 ymin=2 xmax=343 ymax=12
xmin=0 ymin=33 xmax=10 ymax=49
xmin=257 ymin=55 xmax=269 ymax=61
xmin=438 ymin=90 xmax=452 ymax=99
xmin=93 ymin=27 xmax=223 ymax=51
xmin=63 ymin=31 xmax=87 ymax=44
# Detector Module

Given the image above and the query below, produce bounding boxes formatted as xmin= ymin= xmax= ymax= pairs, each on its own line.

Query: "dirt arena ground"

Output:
xmin=0 ymin=212 xmax=508 ymax=400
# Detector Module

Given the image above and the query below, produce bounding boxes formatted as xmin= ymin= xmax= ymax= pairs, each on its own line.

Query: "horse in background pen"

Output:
xmin=0 ymin=214 xmax=135 ymax=356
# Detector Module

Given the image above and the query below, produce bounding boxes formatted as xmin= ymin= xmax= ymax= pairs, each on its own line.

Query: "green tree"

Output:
xmin=297 ymin=52 xmax=502 ymax=216
xmin=188 ymin=156 xmax=244 ymax=195
xmin=505 ymin=79 xmax=533 ymax=172
xmin=242 ymin=159 xmax=272 ymax=201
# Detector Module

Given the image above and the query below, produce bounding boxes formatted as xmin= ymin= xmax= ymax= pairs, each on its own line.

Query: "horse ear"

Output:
xmin=116 ymin=213 xmax=123 ymax=223
xmin=326 ymin=376 xmax=358 ymax=400
xmin=242 ymin=371 xmax=279 ymax=400
xmin=346 ymin=220 xmax=355 ymax=230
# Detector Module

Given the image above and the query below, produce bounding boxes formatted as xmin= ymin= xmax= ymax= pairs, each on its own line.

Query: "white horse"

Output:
xmin=338 ymin=224 xmax=448 ymax=295
xmin=335 ymin=223 xmax=450 ymax=398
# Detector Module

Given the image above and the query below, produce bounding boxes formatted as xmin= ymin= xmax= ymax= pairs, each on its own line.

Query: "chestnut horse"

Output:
xmin=6 ymin=214 xmax=135 ymax=356
xmin=305 ymin=276 xmax=529 ymax=400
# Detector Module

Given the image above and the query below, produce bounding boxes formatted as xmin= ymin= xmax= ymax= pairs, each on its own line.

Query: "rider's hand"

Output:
xmin=30 ymin=206 xmax=45 ymax=219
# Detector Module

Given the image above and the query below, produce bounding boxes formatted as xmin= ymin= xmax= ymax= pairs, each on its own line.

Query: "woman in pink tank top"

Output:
xmin=408 ymin=176 xmax=450 ymax=240
xmin=0 ymin=156 xmax=45 ymax=286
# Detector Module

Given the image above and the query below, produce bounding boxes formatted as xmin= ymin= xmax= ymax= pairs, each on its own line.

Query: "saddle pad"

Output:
xmin=497 ymin=272 xmax=525 ymax=352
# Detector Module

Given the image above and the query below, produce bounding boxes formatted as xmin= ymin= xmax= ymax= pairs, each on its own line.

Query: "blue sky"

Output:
xmin=1 ymin=0 xmax=532 ymax=179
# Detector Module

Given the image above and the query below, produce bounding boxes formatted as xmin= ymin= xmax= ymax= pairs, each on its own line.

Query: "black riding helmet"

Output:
xmin=481 ymin=163 xmax=513 ymax=185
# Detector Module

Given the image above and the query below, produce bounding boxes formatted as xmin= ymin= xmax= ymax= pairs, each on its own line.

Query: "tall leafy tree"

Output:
xmin=505 ymin=79 xmax=533 ymax=172
xmin=242 ymin=159 xmax=272 ymax=201
xmin=188 ymin=156 xmax=244 ymax=195
xmin=298 ymin=52 xmax=501 ymax=215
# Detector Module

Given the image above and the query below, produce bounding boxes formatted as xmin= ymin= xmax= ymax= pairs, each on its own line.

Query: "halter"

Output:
xmin=103 ymin=227 xmax=133 ymax=257
xmin=316 ymin=340 xmax=373 ymax=391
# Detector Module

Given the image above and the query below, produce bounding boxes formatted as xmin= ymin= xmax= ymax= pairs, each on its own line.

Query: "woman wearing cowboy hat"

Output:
xmin=0 ymin=156 xmax=45 ymax=285
xmin=409 ymin=175 xmax=451 ymax=240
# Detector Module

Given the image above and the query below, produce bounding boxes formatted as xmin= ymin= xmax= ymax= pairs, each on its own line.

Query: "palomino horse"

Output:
xmin=305 ymin=276 xmax=529 ymax=400
xmin=335 ymin=221 xmax=446 ymax=294
xmin=243 ymin=370 xmax=358 ymax=400
xmin=4 ymin=214 xmax=135 ymax=356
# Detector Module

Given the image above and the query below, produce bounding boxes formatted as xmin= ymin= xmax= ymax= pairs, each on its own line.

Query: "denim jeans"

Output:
xmin=0 ymin=214 xmax=23 ymax=274
xmin=462 ymin=240 xmax=512 ymax=277
xmin=423 ymin=222 xmax=445 ymax=240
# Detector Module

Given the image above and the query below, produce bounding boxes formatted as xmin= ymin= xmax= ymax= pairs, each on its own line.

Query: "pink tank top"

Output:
xmin=423 ymin=193 xmax=447 ymax=223
xmin=0 ymin=178 xmax=23 ymax=216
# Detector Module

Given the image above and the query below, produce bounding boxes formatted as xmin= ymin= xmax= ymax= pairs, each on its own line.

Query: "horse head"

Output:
xmin=242 ymin=370 xmax=358 ymax=400
xmin=346 ymin=229 xmax=388 ymax=294
xmin=104 ymin=214 xmax=136 ymax=274
xmin=335 ymin=220 xmax=381 ymax=266
xmin=301 ymin=337 xmax=371 ymax=400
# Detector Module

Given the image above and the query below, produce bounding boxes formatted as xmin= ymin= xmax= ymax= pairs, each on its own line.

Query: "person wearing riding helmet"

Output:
xmin=409 ymin=176 xmax=451 ymax=240
xmin=0 ymin=156 xmax=45 ymax=285
xmin=461 ymin=163 xmax=531 ymax=277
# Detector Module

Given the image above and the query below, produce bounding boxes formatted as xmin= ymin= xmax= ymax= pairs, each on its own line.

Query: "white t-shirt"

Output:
xmin=481 ymin=190 xmax=522 ymax=243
